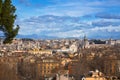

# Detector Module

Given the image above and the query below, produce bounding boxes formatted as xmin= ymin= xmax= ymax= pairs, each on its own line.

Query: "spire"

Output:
xmin=84 ymin=34 xmax=87 ymax=41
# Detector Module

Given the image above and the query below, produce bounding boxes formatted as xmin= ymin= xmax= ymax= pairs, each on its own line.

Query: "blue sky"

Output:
xmin=11 ymin=0 xmax=120 ymax=39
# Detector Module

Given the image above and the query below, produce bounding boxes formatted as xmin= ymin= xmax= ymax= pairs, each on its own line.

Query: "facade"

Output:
xmin=104 ymin=59 xmax=120 ymax=76
xmin=106 ymin=39 xmax=120 ymax=46
xmin=69 ymin=42 xmax=79 ymax=53
xmin=0 ymin=57 xmax=20 ymax=80
xmin=36 ymin=57 xmax=60 ymax=80
xmin=28 ymin=50 xmax=53 ymax=55
xmin=68 ymin=59 xmax=80 ymax=78
xmin=18 ymin=57 xmax=61 ymax=80
xmin=0 ymin=57 xmax=18 ymax=68
xmin=84 ymin=77 xmax=106 ymax=80
xmin=106 ymin=38 xmax=116 ymax=45
xmin=82 ymin=70 xmax=106 ymax=80
xmin=56 ymin=70 xmax=69 ymax=80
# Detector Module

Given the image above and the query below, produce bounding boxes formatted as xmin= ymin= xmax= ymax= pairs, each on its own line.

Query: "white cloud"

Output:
xmin=90 ymin=25 xmax=120 ymax=32
xmin=16 ymin=14 xmax=120 ymax=39
xmin=48 ymin=30 xmax=85 ymax=38
xmin=35 ymin=1 xmax=104 ymax=17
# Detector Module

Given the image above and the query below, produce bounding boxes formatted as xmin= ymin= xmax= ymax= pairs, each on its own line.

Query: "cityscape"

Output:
xmin=0 ymin=37 xmax=120 ymax=80
xmin=0 ymin=0 xmax=120 ymax=80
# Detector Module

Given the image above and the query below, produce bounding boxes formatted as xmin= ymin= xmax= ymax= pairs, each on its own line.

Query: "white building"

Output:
xmin=81 ymin=36 xmax=89 ymax=48
xmin=69 ymin=42 xmax=78 ymax=53
xmin=106 ymin=38 xmax=120 ymax=46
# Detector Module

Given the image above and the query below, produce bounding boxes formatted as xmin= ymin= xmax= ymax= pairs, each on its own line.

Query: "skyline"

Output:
xmin=11 ymin=0 xmax=120 ymax=39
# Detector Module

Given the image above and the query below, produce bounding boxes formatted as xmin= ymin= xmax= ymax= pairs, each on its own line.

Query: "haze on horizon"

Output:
xmin=10 ymin=0 xmax=120 ymax=39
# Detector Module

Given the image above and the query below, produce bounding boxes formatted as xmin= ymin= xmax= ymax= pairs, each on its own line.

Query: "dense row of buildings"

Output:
xmin=0 ymin=37 xmax=120 ymax=80
xmin=0 ymin=37 xmax=120 ymax=53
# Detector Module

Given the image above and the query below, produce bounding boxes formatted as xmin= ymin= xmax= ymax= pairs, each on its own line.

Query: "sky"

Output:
xmin=11 ymin=0 xmax=120 ymax=39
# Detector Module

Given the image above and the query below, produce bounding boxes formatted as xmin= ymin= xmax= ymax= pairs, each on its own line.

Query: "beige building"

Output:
xmin=56 ymin=70 xmax=69 ymax=80
xmin=69 ymin=42 xmax=78 ymax=53
xmin=36 ymin=57 xmax=60 ymax=80
xmin=84 ymin=77 xmax=106 ymax=80
xmin=82 ymin=70 xmax=106 ymax=80
xmin=28 ymin=49 xmax=52 ymax=55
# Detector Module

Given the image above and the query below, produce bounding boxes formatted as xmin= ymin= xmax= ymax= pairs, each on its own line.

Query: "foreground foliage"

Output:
xmin=0 ymin=0 xmax=19 ymax=44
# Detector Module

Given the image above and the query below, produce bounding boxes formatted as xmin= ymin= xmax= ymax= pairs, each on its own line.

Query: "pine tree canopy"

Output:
xmin=0 ymin=0 xmax=19 ymax=44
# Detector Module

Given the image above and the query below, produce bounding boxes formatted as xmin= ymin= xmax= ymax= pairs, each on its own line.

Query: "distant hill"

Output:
xmin=16 ymin=31 xmax=120 ymax=40
xmin=16 ymin=34 xmax=58 ymax=39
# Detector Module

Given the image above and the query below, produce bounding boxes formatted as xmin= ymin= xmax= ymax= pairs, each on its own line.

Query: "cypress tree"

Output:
xmin=0 ymin=0 xmax=19 ymax=44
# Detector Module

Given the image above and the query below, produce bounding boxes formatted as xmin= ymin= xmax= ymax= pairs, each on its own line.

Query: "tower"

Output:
xmin=82 ymin=35 xmax=89 ymax=49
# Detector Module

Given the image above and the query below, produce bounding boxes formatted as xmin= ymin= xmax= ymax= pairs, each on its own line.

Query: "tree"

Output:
xmin=0 ymin=0 xmax=19 ymax=44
